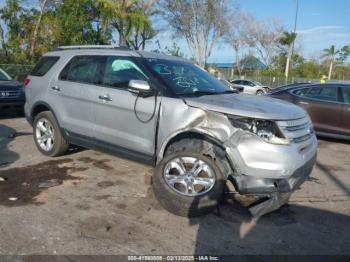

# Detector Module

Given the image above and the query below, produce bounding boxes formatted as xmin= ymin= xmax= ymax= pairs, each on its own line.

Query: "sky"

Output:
xmin=148 ymin=0 xmax=350 ymax=63
xmin=1 ymin=0 xmax=349 ymax=63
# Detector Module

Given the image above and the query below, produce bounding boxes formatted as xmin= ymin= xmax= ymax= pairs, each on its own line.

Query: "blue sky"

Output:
xmin=1 ymin=0 xmax=349 ymax=63
xmin=149 ymin=0 xmax=350 ymax=63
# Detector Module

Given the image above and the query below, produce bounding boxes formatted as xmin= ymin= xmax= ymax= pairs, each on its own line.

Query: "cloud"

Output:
xmin=297 ymin=25 xmax=344 ymax=35
xmin=297 ymin=25 xmax=350 ymax=44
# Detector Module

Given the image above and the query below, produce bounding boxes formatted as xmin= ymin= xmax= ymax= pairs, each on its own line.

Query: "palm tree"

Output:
xmin=97 ymin=0 xmax=153 ymax=49
xmin=322 ymin=45 xmax=340 ymax=80
xmin=280 ymin=31 xmax=297 ymax=78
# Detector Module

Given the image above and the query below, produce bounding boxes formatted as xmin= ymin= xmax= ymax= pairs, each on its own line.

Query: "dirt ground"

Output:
xmin=0 ymin=115 xmax=349 ymax=255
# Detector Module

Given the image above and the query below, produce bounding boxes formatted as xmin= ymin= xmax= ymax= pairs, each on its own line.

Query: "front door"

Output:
xmin=93 ymin=56 xmax=161 ymax=159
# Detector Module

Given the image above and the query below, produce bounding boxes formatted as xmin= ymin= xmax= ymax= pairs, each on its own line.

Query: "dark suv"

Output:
xmin=0 ymin=67 xmax=25 ymax=114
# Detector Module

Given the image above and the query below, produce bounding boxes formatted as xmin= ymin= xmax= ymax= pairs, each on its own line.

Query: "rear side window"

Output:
xmin=59 ymin=56 xmax=105 ymax=84
xmin=306 ymin=86 xmax=337 ymax=102
xmin=31 ymin=56 xmax=59 ymax=76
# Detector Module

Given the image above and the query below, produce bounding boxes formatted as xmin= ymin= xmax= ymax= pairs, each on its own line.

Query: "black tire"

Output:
xmin=153 ymin=139 xmax=227 ymax=217
xmin=256 ymin=89 xmax=264 ymax=95
xmin=33 ymin=111 xmax=69 ymax=157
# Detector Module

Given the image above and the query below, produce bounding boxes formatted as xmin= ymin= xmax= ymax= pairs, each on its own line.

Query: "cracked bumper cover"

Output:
xmin=224 ymin=132 xmax=317 ymax=216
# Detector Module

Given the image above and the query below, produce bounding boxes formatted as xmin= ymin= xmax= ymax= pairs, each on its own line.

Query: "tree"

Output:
xmin=160 ymin=0 xmax=227 ymax=67
xmin=337 ymin=45 xmax=350 ymax=64
xmin=165 ymin=42 xmax=184 ymax=57
xmin=29 ymin=0 xmax=48 ymax=60
xmin=322 ymin=45 xmax=340 ymax=80
xmin=279 ymin=31 xmax=297 ymax=78
xmin=224 ymin=9 xmax=252 ymax=76
xmin=53 ymin=0 xmax=111 ymax=46
xmin=245 ymin=19 xmax=284 ymax=68
xmin=0 ymin=0 xmax=33 ymax=63
xmin=97 ymin=0 xmax=156 ymax=50
xmin=0 ymin=22 xmax=8 ymax=61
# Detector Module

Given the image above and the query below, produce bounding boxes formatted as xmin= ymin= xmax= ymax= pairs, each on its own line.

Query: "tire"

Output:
xmin=256 ymin=89 xmax=264 ymax=95
xmin=33 ymin=111 xmax=69 ymax=157
xmin=153 ymin=139 xmax=227 ymax=217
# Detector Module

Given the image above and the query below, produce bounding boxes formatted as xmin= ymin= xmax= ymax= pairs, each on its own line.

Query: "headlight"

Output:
xmin=228 ymin=116 xmax=290 ymax=145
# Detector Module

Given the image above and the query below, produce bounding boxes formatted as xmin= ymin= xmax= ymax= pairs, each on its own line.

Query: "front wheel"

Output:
xmin=153 ymin=152 xmax=225 ymax=217
xmin=256 ymin=89 xmax=265 ymax=95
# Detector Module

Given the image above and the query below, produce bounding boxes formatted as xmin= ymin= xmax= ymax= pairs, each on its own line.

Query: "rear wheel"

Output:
xmin=33 ymin=111 xmax=69 ymax=157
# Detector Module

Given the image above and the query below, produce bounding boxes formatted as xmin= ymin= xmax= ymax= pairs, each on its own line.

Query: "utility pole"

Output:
xmin=290 ymin=0 xmax=299 ymax=67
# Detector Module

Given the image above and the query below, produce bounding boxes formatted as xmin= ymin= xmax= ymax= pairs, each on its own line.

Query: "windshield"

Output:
xmin=252 ymin=80 xmax=263 ymax=86
xmin=0 ymin=68 xmax=12 ymax=81
xmin=145 ymin=59 xmax=231 ymax=96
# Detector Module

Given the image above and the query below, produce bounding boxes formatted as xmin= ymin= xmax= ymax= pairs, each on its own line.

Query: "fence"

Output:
xmin=216 ymin=67 xmax=350 ymax=88
xmin=1 ymin=63 xmax=348 ymax=88
xmin=0 ymin=64 xmax=34 ymax=81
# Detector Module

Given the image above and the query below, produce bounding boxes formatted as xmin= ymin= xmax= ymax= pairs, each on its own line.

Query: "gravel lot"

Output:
xmin=0 ymin=116 xmax=349 ymax=255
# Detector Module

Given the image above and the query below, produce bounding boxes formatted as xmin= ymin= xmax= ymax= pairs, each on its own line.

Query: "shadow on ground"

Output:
xmin=0 ymin=123 xmax=20 ymax=167
xmin=190 ymin=201 xmax=350 ymax=255
xmin=317 ymin=135 xmax=350 ymax=145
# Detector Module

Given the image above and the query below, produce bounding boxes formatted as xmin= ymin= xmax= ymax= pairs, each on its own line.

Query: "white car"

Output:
xmin=230 ymin=79 xmax=270 ymax=95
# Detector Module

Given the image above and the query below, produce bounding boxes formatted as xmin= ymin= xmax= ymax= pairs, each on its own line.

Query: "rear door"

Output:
xmin=339 ymin=86 xmax=350 ymax=136
xmin=49 ymin=55 xmax=105 ymax=138
xmin=93 ymin=56 xmax=161 ymax=158
xmin=299 ymin=85 xmax=341 ymax=134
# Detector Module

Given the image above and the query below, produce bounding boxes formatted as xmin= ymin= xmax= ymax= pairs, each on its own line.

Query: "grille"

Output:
xmin=0 ymin=90 xmax=21 ymax=98
xmin=276 ymin=116 xmax=314 ymax=143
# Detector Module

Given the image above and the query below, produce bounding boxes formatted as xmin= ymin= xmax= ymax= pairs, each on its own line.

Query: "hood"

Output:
xmin=184 ymin=93 xmax=306 ymax=120
xmin=0 ymin=80 xmax=23 ymax=90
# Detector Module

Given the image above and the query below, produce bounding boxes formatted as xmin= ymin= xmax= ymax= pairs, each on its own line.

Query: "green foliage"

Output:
xmin=0 ymin=0 xmax=156 ymax=64
xmin=52 ymin=0 xmax=111 ymax=47
xmin=279 ymin=31 xmax=297 ymax=47
xmin=96 ymin=0 xmax=156 ymax=50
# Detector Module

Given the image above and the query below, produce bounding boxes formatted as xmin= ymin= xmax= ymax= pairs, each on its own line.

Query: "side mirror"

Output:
xmin=128 ymin=80 xmax=151 ymax=92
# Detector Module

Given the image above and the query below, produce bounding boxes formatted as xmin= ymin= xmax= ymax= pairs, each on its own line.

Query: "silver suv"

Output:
xmin=24 ymin=46 xmax=317 ymax=217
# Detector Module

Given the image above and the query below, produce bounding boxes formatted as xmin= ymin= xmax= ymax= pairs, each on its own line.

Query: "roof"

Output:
xmin=46 ymin=46 xmax=190 ymax=63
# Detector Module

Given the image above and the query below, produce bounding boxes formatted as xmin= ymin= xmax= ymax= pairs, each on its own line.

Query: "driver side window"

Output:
xmin=102 ymin=57 xmax=148 ymax=88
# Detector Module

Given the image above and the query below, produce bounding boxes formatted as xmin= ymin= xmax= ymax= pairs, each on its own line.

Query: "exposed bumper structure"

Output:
xmin=225 ymin=131 xmax=317 ymax=217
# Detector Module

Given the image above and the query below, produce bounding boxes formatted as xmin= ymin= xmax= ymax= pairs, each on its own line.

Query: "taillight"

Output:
xmin=23 ymin=78 xmax=31 ymax=87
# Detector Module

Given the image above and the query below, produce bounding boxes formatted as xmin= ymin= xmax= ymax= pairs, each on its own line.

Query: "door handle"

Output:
xmin=51 ymin=86 xmax=61 ymax=91
xmin=98 ymin=95 xmax=112 ymax=102
xmin=299 ymin=101 xmax=309 ymax=105
xmin=347 ymin=107 xmax=350 ymax=111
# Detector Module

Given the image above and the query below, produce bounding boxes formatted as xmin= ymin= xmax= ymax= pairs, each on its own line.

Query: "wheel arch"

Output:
xmin=30 ymin=101 xmax=59 ymax=125
xmin=157 ymin=130 xmax=234 ymax=178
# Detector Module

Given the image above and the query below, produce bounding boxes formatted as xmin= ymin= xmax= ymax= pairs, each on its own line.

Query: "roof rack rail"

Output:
xmin=53 ymin=45 xmax=131 ymax=51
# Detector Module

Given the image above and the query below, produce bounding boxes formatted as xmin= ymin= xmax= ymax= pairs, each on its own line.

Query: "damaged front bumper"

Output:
xmin=237 ymin=154 xmax=316 ymax=217
xmin=225 ymin=133 xmax=317 ymax=217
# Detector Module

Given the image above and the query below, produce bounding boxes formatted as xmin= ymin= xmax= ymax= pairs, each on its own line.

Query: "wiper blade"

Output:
xmin=177 ymin=91 xmax=217 ymax=97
